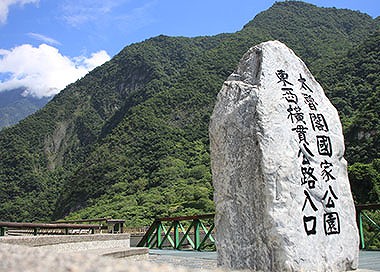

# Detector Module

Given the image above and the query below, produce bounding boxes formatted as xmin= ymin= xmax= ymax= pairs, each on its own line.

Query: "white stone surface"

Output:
xmin=39 ymin=239 xmax=130 ymax=252
xmin=0 ymin=233 xmax=131 ymax=247
xmin=0 ymin=243 xmax=209 ymax=272
xmin=209 ymin=40 xmax=359 ymax=271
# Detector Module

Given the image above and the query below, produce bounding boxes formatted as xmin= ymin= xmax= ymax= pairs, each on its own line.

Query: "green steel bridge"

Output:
xmin=136 ymin=204 xmax=380 ymax=270
xmin=137 ymin=204 xmax=380 ymax=251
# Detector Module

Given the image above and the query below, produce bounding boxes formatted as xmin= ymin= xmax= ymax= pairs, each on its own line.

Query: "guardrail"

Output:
xmin=0 ymin=222 xmax=103 ymax=236
xmin=53 ymin=218 xmax=125 ymax=234
xmin=356 ymin=203 xmax=380 ymax=250
xmin=0 ymin=218 xmax=126 ymax=236
xmin=138 ymin=205 xmax=380 ymax=251
xmin=136 ymin=214 xmax=215 ymax=251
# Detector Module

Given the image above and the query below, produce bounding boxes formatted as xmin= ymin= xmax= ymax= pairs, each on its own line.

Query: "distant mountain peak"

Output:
xmin=0 ymin=88 xmax=51 ymax=129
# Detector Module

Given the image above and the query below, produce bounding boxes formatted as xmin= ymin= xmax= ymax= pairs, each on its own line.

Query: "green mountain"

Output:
xmin=0 ymin=89 xmax=50 ymax=130
xmin=322 ymin=30 xmax=380 ymax=163
xmin=327 ymin=30 xmax=380 ymax=204
xmin=0 ymin=1 xmax=379 ymax=225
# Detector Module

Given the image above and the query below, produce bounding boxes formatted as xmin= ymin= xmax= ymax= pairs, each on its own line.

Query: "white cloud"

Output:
xmin=27 ymin=33 xmax=61 ymax=46
xmin=74 ymin=50 xmax=111 ymax=68
xmin=0 ymin=44 xmax=110 ymax=98
xmin=0 ymin=0 xmax=39 ymax=24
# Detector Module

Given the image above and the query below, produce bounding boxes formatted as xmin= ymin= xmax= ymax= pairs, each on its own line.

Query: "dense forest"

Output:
xmin=0 ymin=1 xmax=379 ymax=227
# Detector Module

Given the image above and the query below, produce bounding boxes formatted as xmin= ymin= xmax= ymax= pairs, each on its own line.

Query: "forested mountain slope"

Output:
xmin=326 ymin=31 xmax=380 ymax=204
xmin=0 ymin=1 xmax=379 ymax=225
xmin=323 ymin=30 xmax=380 ymax=164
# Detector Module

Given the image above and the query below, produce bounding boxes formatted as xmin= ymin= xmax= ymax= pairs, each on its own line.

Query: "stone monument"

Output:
xmin=209 ymin=41 xmax=359 ymax=271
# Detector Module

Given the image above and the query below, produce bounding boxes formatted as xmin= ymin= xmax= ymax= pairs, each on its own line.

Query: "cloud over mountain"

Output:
xmin=0 ymin=44 xmax=110 ymax=98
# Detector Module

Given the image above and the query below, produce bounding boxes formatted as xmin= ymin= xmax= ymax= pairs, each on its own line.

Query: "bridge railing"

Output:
xmin=0 ymin=221 xmax=104 ymax=236
xmin=53 ymin=218 xmax=125 ymax=234
xmin=356 ymin=203 xmax=380 ymax=250
xmin=137 ymin=205 xmax=380 ymax=251
xmin=137 ymin=214 xmax=215 ymax=251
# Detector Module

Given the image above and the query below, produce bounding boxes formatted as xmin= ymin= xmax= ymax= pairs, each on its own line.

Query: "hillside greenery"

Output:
xmin=0 ymin=1 xmax=379 ymax=226
xmin=323 ymin=30 xmax=380 ymax=164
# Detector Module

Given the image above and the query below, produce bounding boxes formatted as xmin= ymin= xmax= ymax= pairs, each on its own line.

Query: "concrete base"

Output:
xmin=0 ymin=233 xmax=131 ymax=247
xmin=0 ymin=233 xmax=149 ymax=260
xmin=91 ymin=247 xmax=149 ymax=259
xmin=0 ymin=243 xmax=186 ymax=272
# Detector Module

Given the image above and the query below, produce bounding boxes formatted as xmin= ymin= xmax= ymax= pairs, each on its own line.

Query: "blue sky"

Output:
xmin=0 ymin=0 xmax=379 ymax=98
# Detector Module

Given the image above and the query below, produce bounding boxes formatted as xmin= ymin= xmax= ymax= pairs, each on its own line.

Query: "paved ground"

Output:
xmin=149 ymin=250 xmax=217 ymax=270
xmin=359 ymin=251 xmax=380 ymax=271
xmin=148 ymin=249 xmax=380 ymax=271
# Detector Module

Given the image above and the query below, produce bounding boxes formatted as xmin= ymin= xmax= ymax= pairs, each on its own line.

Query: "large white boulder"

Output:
xmin=209 ymin=40 xmax=359 ymax=271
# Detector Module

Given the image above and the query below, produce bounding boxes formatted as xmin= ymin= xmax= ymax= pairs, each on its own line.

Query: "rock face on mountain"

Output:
xmin=209 ymin=41 xmax=359 ymax=271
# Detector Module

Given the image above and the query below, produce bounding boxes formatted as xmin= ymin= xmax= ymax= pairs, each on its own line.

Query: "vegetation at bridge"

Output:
xmin=0 ymin=1 xmax=379 ymax=229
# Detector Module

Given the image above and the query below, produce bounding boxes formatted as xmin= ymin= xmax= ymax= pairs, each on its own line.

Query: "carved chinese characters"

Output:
xmin=276 ymin=69 xmax=340 ymax=236
xmin=210 ymin=41 xmax=358 ymax=271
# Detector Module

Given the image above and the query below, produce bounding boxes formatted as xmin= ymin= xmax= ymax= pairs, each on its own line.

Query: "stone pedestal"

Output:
xmin=209 ymin=41 xmax=359 ymax=271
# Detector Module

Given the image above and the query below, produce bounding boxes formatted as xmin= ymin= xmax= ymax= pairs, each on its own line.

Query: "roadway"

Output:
xmin=148 ymin=249 xmax=380 ymax=271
